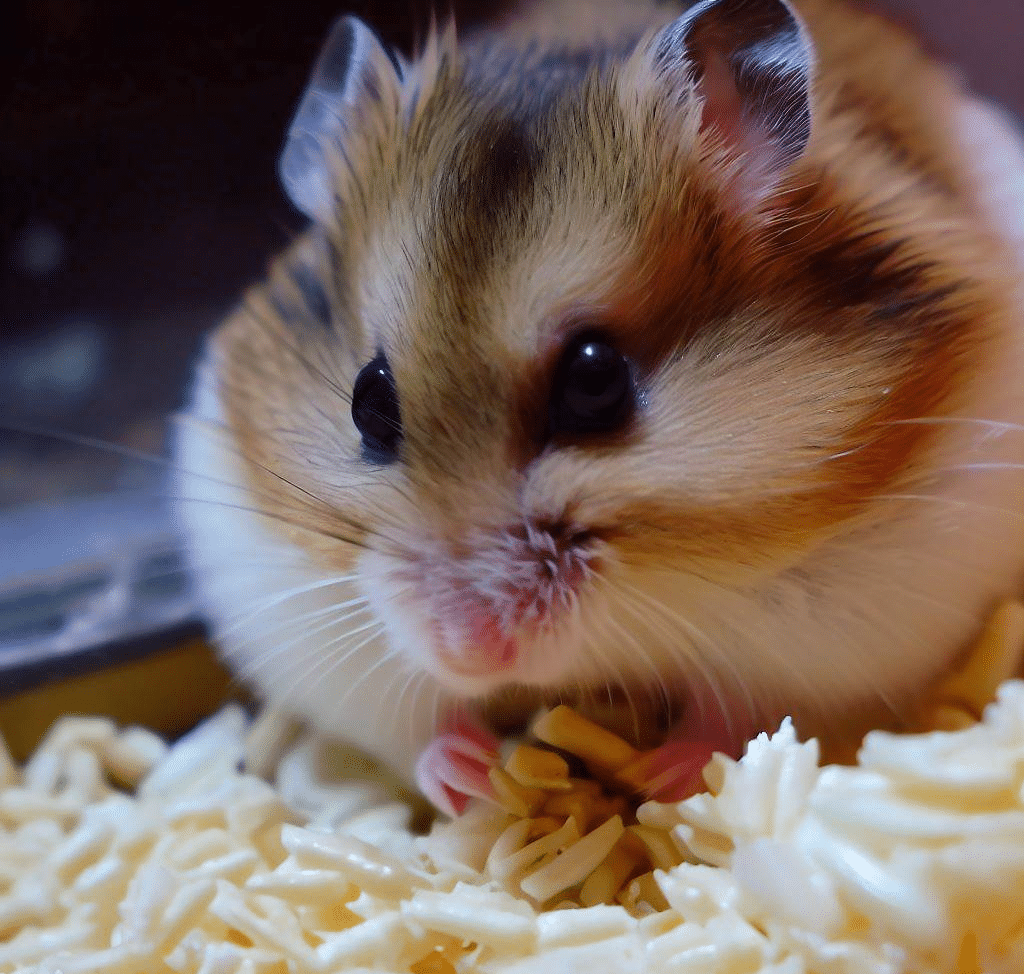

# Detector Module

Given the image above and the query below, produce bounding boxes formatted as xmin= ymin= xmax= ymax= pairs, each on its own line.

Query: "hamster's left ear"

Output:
xmin=651 ymin=0 xmax=814 ymax=195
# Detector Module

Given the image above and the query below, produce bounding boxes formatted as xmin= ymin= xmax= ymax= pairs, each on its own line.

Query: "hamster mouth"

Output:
xmin=416 ymin=519 xmax=602 ymax=686
xmin=436 ymin=617 xmax=519 ymax=678
xmin=427 ymin=582 xmax=584 ymax=688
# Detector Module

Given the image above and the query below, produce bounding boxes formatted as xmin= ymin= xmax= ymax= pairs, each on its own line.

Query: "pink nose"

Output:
xmin=438 ymin=616 xmax=518 ymax=677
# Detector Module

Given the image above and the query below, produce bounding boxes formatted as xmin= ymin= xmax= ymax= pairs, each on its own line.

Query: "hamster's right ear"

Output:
xmin=279 ymin=16 xmax=405 ymax=222
xmin=643 ymin=0 xmax=814 ymax=204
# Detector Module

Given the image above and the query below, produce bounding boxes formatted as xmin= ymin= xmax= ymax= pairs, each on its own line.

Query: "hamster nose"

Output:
xmin=517 ymin=517 xmax=595 ymax=588
xmin=515 ymin=517 xmax=594 ymax=559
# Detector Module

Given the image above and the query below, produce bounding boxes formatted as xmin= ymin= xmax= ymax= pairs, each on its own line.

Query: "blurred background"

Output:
xmin=0 ymin=0 xmax=1021 ymax=706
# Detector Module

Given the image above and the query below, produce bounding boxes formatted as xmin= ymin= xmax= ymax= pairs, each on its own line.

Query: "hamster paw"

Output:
xmin=632 ymin=738 xmax=721 ymax=803
xmin=634 ymin=691 xmax=754 ymax=802
xmin=415 ymin=716 xmax=500 ymax=817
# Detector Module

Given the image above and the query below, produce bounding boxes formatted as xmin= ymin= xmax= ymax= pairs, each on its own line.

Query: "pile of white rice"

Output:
xmin=2 ymin=603 xmax=1024 ymax=974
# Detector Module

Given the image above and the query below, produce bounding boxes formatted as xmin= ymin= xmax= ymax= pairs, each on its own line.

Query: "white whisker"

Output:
xmin=875 ymin=493 xmax=1024 ymax=525
xmin=336 ymin=637 xmax=398 ymax=714
xmin=394 ymin=671 xmax=428 ymax=752
xmin=883 ymin=416 xmax=1024 ymax=436
xmin=937 ymin=462 xmax=1024 ymax=474
xmin=598 ymin=590 xmax=675 ymax=723
xmin=236 ymin=603 xmax=373 ymax=684
xmin=260 ymin=613 xmax=382 ymax=704
xmin=616 ymin=580 xmax=750 ymax=741
xmin=218 ymin=574 xmax=361 ymax=636
xmin=429 ymin=682 xmax=444 ymax=737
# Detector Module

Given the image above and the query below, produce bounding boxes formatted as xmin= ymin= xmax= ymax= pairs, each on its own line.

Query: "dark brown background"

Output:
xmin=0 ymin=0 xmax=1021 ymax=505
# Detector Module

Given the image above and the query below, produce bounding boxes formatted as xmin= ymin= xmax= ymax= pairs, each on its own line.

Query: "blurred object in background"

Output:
xmin=899 ymin=0 xmax=1023 ymax=120
xmin=2 ymin=0 xmax=505 ymax=505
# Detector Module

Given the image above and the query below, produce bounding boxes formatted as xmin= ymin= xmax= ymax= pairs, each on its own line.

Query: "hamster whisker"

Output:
xmin=218 ymin=575 xmax=362 ymax=635
xmin=0 ymin=417 xmax=393 ymax=552
xmin=248 ymin=594 xmax=369 ymax=633
xmin=316 ymin=614 xmax=389 ymax=671
xmin=178 ymin=417 xmax=406 ymax=551
xmin=764 ymin=205 xmax=834 ymax=250
xmin=581 ymin=626 xmax=645 ymax=742
xmin=874 ymin=492 xmax=1024 ymax=525
xmin=826 ymin=550 xmax=976 ymax=631
xmin=246 ymin=300 xmax=353 ymax=406
xmin=609 ymin=585 xmax=722 ymax=733
xmin=172 ymin=494 xmax=379 ymax=551
xmin=160 ymin=550 xmax=326 ymax=581
xmin=555 ymin=620 xmax=610 ymax=712
xmin=561 ymin=595 xmax=611 ymax=716
xmin=797 ymin=586 xmax=906 ymax=729
xmin=175 ymin=396 xmax=424 ymax=535
xmin=605 ymin=585 xmax=706 ymax=722
xmin=228 ymin=605 xmax=372 ymax=686
xmin=219 ymin=596 xmax=367 ymax=655
xmin=429 ymin=682 xmax=444 ymax=737
xmin=616 ymin=581 xmax=753 ymax=741
xmin=598 ymin=598 xmax=675 ymax=723
xmin=938 ymin=462 xmax=1024 ymax=474
xmin=177 ymin=412 xmax=409 ymax=498
xmin=178 ymin=408 xmax=419 ymax=553
xmin=391 ymin=668 xmax=428 ymax=753
xmin=882 ymin=416 xmax=1024 ymax=436
xmin=0 ymin=415 xmax=323 ymax=510
xmin=209 ymin=593 xmax=367 ymax=699
xmin=273 ymin=616 xmax=386 ymax=707
xmin=333 ymin=633 xmax=399 ymax=715
xmin=846 ymin=537 xmax=1024 ymax=627
xmin=231 ymin=604 xmax=374 ymax=683
xmin=815 ymin=596 xmax=948 ymax=728
xmin=0 ymin=417 xmax=177 ymax=469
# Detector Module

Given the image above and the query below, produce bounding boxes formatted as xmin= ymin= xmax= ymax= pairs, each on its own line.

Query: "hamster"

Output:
xmin=173 ymin=0 xmax=1024 ymax=815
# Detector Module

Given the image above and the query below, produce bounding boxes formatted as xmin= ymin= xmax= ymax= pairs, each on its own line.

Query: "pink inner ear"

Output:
xmin=699 ymin=48 xmax=747 ymax=151
xmin=697 ymin=48 xmax=792 ymax=209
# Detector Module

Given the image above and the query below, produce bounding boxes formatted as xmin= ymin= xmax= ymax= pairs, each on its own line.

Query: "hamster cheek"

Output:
xmin=359 ymin=549 xmax=437 ymax=671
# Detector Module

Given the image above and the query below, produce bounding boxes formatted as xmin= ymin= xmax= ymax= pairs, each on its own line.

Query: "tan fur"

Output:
xmin=175 ymin=0 xmax=1024 ymax=780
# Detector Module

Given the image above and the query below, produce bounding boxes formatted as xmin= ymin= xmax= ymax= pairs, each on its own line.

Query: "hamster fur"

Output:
xmin=174 ymin=0 xmax=1024 ymax=794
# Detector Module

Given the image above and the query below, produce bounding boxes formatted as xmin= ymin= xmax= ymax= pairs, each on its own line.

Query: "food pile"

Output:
xmin=0 ymin=603 xmax=1023 ymax=974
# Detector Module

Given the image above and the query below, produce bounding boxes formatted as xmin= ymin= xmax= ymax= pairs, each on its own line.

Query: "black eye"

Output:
xmin=549 ymin=333 xmax=635 ymax=439
xmin=351 ymin=353 xmax=402 ymax=462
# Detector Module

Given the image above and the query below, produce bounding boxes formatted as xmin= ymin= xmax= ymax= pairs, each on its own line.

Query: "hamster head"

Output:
xmin=178 ymin=0 xmax=1018 ymax=747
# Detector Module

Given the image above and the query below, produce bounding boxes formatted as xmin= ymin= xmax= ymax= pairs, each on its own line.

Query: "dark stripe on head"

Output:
xmin=603 ymin=175 xmax=973 ymax=380
xmin=462 ymin=116 xmax=539 ymax=225
xmin=431 ymin=112 xmax=542 ymax=280
xmin=266 ymin=262 xmax=330 ymax=333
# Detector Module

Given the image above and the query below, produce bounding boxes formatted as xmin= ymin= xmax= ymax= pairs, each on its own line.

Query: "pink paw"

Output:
xmin=414 ymin=715 xmax=501 ymax=817
xmin=629 ymin=686 xmax=757 ymax=802
xmin=633 ymin=738 xmax=723 ymax=803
